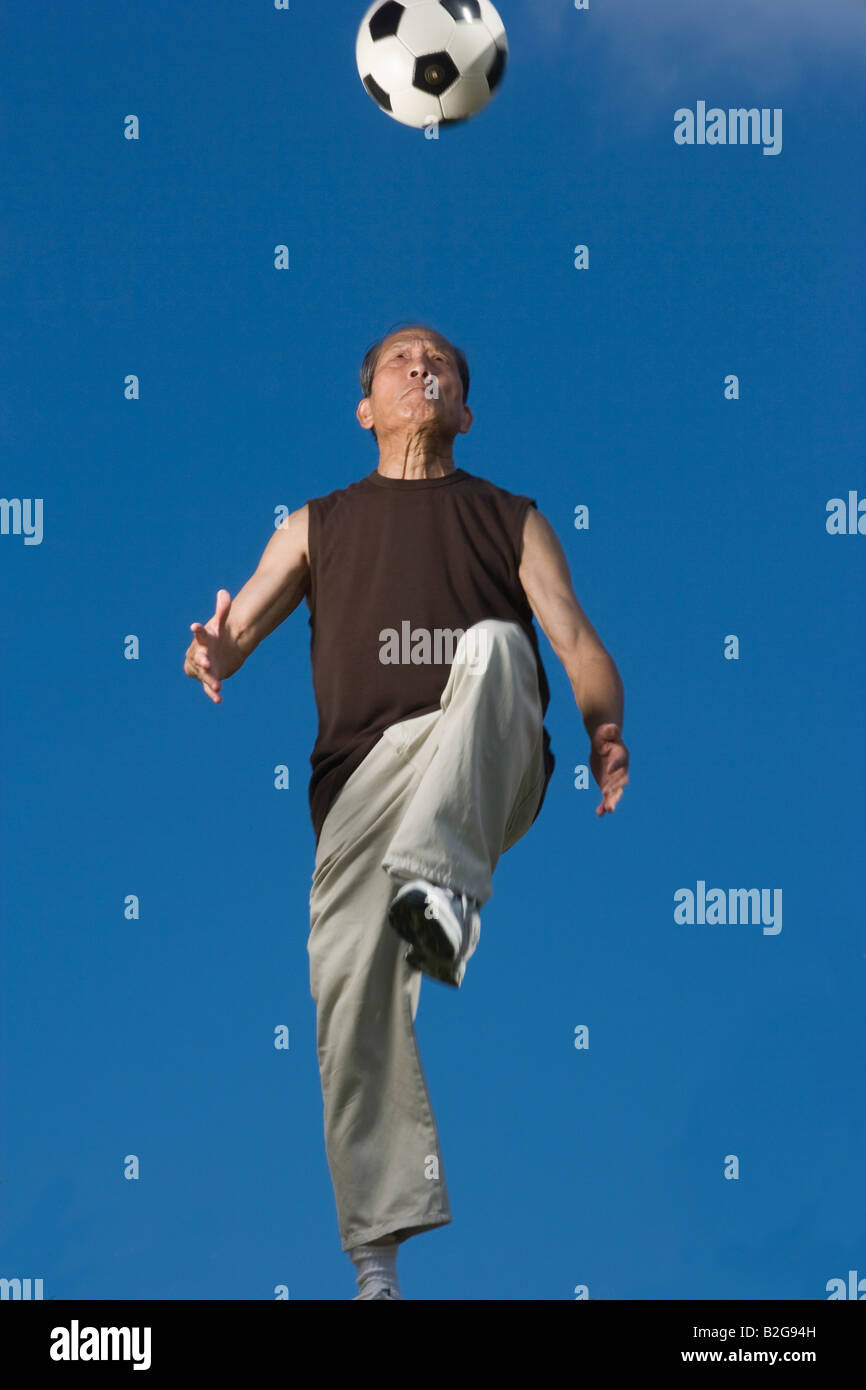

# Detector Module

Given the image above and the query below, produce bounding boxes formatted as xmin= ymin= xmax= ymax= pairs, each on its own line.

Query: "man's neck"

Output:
xmin=375 ymin=438 xmax=456 ymax=481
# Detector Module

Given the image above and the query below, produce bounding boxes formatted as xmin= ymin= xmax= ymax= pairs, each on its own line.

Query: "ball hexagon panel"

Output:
xmin=445 ymin=18 xmax=496 ymax=75
xmin=397 ymin=6 xmax=455 ymax=56
xmin=477 ymin=0 xmax=505 ymax=42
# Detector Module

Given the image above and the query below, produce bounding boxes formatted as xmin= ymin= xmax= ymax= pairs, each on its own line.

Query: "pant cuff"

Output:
xmin=383 ymin=855 xmax=483 ymax=904
xmin=343 ymin=1212 xmax=452 ymax=1252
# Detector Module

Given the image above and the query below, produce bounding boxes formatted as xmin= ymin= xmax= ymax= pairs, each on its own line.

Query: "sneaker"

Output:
xmin=388 ymin=879 xmax=481 ymax=988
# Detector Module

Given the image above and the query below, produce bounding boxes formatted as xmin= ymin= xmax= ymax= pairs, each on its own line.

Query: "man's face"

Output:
xmin=357 ymin=329 xmax=472 ymax=442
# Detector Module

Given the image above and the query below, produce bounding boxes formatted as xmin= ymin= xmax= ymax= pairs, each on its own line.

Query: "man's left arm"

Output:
xmin=517 ymin=505 xmax=629 ymax=816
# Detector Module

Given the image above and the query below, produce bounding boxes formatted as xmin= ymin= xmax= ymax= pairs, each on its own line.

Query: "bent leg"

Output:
xmin=381 ymin=619 xmax=547 ymax=908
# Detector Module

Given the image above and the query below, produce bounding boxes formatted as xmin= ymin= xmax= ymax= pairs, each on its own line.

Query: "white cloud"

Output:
xmin=526 ymin=0 xmax=866 ymax=93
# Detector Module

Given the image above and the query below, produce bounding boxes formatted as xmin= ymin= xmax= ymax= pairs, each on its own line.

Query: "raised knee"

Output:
xmin=463 ymin=619 xmax=531 ymax=672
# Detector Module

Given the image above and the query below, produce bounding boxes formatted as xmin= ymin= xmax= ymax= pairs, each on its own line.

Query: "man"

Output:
xmin=183 ymin=323 xmax=629 ymax=1299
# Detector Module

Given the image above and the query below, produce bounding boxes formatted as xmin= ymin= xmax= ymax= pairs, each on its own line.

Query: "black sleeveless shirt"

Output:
xmin=304 ymin=466 xmax=555 ymax=844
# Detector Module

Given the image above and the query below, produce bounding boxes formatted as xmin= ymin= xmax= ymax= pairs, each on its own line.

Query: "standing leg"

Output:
xmin=308 ymin=708 xmax=452 ymax=1253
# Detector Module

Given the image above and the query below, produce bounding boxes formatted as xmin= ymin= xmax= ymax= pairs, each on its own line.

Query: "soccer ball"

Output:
xmin=356 ymin=0 xmax=508 ymax=130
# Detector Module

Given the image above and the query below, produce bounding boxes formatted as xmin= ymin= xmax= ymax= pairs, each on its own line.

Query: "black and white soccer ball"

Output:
xmin=356 ymin=0 xmax=508 ymax=129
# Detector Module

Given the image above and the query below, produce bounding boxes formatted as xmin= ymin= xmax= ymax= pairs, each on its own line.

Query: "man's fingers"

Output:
xmin=593 ymin=747 xmax=628 ymax=779
xmin=214 ymin=589 xmax=232 ymax=636
xmin=596 ymin=771 xmax=628 ymax=815
xmin=186 ymin=619 xmax=224 ymax=703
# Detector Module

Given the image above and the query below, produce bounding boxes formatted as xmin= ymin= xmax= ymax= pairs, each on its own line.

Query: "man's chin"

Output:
xmin=397 ymin=415 xmax=447 ymax=438
xmin=400 ymin=406 xmax=439 ymax=424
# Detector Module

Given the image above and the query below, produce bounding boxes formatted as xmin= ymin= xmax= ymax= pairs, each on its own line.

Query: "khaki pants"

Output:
xmin=307 ymin=619 xmax=548 ymax=1251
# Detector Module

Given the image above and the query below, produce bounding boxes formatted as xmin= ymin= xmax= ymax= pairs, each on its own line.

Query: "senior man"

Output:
xmin=183 ymin=322 xmax=629 ymax=1299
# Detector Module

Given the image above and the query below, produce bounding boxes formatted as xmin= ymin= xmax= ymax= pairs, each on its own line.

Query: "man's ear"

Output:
xmin=357 ymin=398 xmax=374 ymax=431
xmin=458 ymin=404 xmax=473 ymax=436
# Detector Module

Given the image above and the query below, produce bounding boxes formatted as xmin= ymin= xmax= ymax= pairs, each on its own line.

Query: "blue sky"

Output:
xmin=2 ymin=0 xmax=864 ymax=1301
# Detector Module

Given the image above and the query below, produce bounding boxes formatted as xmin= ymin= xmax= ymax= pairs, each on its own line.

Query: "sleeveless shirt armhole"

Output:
xmin=305 ymin=498 xmax=318 ymax=609
xmin=514 ymin=495 xmax=537 ymax=574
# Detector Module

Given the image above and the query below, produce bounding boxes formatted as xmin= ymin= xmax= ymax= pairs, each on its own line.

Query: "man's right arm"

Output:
xmin=184 ymin=505 xmax=310 ymax=697
xmin=224 ymin=504 xmax=311 ymax=670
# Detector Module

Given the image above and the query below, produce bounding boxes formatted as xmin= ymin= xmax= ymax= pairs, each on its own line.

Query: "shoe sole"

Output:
xmin=389 ymin=885 xmax=479 ymax=988
xmin=389 ymin=886 xmax=459 ymax=961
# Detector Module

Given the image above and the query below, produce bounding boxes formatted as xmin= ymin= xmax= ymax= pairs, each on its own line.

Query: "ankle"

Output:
xmin=349 ymin=1236 xmax=400 ymax=1299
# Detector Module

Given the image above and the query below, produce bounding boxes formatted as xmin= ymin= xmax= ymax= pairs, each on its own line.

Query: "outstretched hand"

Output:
xmin=589 ymin=722 xmax=629 ymax=816
xmin=184 ymin=589 xmax=233 ymax=704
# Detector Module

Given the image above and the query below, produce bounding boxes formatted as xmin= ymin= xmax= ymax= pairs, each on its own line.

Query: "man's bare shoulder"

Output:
xmin=514 ymin=498 xmax=557 ymax=563
xmin=276 ymin=503 xmax=310 ymax=565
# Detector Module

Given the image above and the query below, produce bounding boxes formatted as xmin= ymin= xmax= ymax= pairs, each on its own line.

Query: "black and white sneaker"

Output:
xmin=388 ymin=879 xmax=481 ymax=988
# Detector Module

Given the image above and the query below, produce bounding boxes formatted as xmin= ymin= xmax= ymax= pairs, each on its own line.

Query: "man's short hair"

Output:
xmin=360 ymin=321 xmax=470 ymax=441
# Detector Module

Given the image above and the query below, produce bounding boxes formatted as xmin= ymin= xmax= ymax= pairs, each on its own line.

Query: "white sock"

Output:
xmin=349 ymin=1237 xmax=400 ymax=1298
